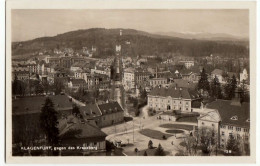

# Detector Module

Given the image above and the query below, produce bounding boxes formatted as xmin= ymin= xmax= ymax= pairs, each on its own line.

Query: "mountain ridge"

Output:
xmin=12 ymin=28 xmax=249 ymax=58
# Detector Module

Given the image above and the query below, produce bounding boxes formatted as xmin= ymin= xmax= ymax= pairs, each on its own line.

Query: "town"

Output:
xmin=12 ymin=29 xmax=250 ymax=156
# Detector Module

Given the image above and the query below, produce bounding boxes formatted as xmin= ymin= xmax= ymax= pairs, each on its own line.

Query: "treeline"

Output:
xmin=12 ymin=28 xmax=249 ymax=58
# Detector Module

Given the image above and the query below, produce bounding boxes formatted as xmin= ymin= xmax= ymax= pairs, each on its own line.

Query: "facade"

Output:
xmin=179 ymin=60 xmax=195 ymax=69
xmin=149 ymin=78 xmax=168 ymax=88
xmin=181 ymin=72 xmax=201 ymax=83
xmin=68 ymin=79 xmax=87 ymax=91
xmin=148 ymin=86 xmax=200 ymax=112
xmin=123 ymin=67 xmax=135 ymax=90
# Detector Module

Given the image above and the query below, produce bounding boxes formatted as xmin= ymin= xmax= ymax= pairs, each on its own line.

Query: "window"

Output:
xmin=202 ymin=122 xmax=204 ymax=125
xmin=228 ymin=126 xmax=233 ymax=130
xmin=229 ymin=133 xmax=233 ymax=137
xmin=221 ymin=125 xmax=226 ymax=129
xmin=244 ymin=128 xmax=249 ymax=132
xmin=236 ymin=127 xmax=241 ymax=132
xmin=230 ymin=116 xmax=238 ymax=120
xmin=222 ymin=131 xmax=225 ymax=136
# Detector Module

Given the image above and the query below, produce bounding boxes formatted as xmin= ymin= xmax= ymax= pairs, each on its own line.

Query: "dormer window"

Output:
xmin=230 ymin=116 xmax=238 ymax=120
xmin=246 ymin=119 xmax=250 ymax=122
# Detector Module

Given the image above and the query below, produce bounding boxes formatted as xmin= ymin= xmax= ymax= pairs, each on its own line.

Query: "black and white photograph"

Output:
xmin=4 ymin=0 xmax=258 ymax=164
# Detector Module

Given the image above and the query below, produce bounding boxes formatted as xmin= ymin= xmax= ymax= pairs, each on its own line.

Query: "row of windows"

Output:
xmin=221 ymin=125 xmax=249 ymax=133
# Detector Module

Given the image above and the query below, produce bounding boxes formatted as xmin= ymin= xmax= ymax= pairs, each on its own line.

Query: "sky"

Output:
xmin=12 ymin=9 xmax=249 ymax=42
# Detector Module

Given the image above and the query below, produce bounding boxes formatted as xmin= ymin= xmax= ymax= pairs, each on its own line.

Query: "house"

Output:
xmin=148 ymin=85 xmax=200 ymax=112
xmin=198 ymin=99 xmax=250 ymax=154
xmin=68 ymin=79 xmax=87 ymax=91
xmin=80 ymin=101 xmax=124 ymax=128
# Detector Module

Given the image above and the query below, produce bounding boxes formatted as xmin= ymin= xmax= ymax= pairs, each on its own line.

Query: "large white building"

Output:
xmin=147 ymin=85 xmax=200 ymax=112
xmin=123 ymin=67 xmax=135 ymax=90
xmin=197 ymin=99 xmax=250 ymax=154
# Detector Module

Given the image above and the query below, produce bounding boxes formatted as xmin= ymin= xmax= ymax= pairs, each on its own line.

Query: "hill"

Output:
xmin=12 ymin=28 xmax=249 ymax=59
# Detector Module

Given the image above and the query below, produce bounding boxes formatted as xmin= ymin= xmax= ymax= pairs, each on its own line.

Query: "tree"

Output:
xmin=198 ymin=126 xmax=218 ymax=156
xmin=148 ymin=140 xmax=153 ymax=149
xmin=198 ymin=68 xmax=210 ymax=94
xmin=181 ymin=133 xmax=199 ymax=156
xmin=226 ymin=135 xmax=241 ymax=156
xmin=72 ymin=104 xmax=80 ymax=116
xmin=154 ymin=143 xmax=166 ymax=156
xmin=143 ymin=151 xmax=148 ymax=156
xmin=53 ymin=78 xmax=64 ymax=95
xmin=140 ymin=88 xmax=147 ymax=100
xmin=33 ymin=80 xmax=44 ymax=95
xmin=210 ymin=76 xmax=222 ymax=99
xmin=40 ymin=97 xmax=59 ymax=155
xmin=12 ymin=76 xmax=27 ymax=96
xmin=224 ymin=75 xmax=237 ymax=99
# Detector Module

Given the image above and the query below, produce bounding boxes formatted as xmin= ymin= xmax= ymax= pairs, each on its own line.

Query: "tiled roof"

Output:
xmin=206 ymin=100 xmax=250 ymax=128
xmin=12 ymin=95 xmax=73 ymax=115
xmin=80 ymin=104 xmax=102 ymax=119
xmin=149 ymin=86 xmax=200 ymax=100
xmin=172 ymin=79 xmax=197 ymax=90
xmin=98 ymin=102 xmax=124 ymax=115
xmin=60 ymin=122 xmax=107 ymax=141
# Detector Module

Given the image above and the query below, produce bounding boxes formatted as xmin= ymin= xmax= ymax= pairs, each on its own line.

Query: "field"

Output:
xmin=159 ymin=124 xmax=195 ymax=131
xmin=139 ymin=129 xmax=172 ymax=140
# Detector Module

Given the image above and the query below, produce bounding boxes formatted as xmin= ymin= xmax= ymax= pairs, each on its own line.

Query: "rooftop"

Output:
xmin=12 ymin=95 xmax=73 ymax=115
xmin=149 ymin=86 xmax=200 ymax=100
xmin=206 ymin=100 xmax=250 ymax=128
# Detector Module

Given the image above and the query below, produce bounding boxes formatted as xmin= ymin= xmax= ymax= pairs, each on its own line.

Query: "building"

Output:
xmin=12 ymin=71 xmax=30 ymax=81
xmin=123 ymin=67 xmax=135 ymax=90
xmin=179 ymin=60 xmax=195 ymax=69
xmin=59 ymin=116 xmax=107 ymax=154
xmin=80 ymin=101 xmax=124 ymax=128
xmin=198 ymin=99 xmax=250 ymax=154
xmin=148 ymin=85 xmax=200 ymax=112
xmin=240 ymin=68 xmax=249 ymax=82
xmin=149 ymin=78 xmax=168 ymax=88
xmin=68 ymin=79 xmax=87 ymax=91
xmin=12 ymin=95 xmax=74 ymax=115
